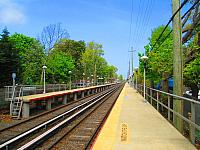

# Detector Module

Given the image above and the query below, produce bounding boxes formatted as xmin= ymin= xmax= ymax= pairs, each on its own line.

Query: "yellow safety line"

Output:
xmin=92 ymin=84 xmax=126 ymax=150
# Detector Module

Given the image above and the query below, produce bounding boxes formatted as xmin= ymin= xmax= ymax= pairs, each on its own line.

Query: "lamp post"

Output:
xmin=135 ymin=67 xmax=138 ymax=90
xmin=42 ymin=66 xmax=47 ymax=93
xmin=132 ymin=72 xmax=134 ymax=87
xmin=82 ymin=73 xmax=85 ymax=86
xmin=132 ymin=71 xmax=135 ymax=88
xmin=87 ymin=77 xmax=90 ymax=86
xmin=96 ymin=75 xmax=99 ymax=85
xmin=98 ymin=77 xmax=102 ymax=85
xmin=68 ymin=71 xmax=72 ymax=90
xmin=140 ymin=56 xmax=148 ymax=102
xmin=10 ymin=73 xmax=16 ymax=115
xmin=91 ymin=74 xmax=93 ymax=86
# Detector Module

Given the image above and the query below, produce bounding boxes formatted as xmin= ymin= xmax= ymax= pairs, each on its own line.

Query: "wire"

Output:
xmin=135 ymin=0 xmax=146 ymax=45
xmin=127 ymin=0 xmax=134 ymax=51
xmin=181 ymin=0 xmax=199 ymax=19
xmin=150 ymin=0 xmax=190 ymax=51
xmin=137 ymin=0 xmax=154 ymax=50
xmin=131 ymin=0 xmax=143 ymax=49
xmin=151 ymin=0 xmax=199 ymax=51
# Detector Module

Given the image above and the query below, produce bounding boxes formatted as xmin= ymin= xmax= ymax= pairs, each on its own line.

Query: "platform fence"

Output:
xmin=4 ymin=84 xmax=68 ymax=102
xmin=133 ymin=83 xmax=200 ymax=145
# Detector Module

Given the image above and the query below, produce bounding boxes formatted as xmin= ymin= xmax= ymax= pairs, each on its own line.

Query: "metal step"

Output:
xmin=10 ymin=87 xmax=23 ymax=119
xmin=12 ymin=115 xmax=19 ymax=118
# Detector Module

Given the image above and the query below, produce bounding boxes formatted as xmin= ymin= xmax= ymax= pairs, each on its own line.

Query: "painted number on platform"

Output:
xmin=121 ymin=123 xmax=128 ymax=142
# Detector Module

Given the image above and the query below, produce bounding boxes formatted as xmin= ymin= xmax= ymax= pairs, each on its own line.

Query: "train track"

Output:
xmin=0 ymin=83 xmax=123 ymax=150
xmin=49 ymin=83 xmax=124 ymax=150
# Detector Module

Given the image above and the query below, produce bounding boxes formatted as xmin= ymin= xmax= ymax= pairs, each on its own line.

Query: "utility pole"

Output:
xmin=172 ymin=0 xmax=183 ymax=133
xmin=128 ymin=60 xmax=130 ymax=79
xmin=129 ymin=47 xmax=136 ymax=86
xmin=129 ymin=47 xmax=135 ymax=74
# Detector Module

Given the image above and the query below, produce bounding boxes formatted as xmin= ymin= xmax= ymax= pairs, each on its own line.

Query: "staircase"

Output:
xmin=10 ymin=87 xmax=23 ymax=119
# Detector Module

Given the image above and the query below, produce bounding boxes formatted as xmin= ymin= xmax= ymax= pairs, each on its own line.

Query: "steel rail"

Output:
xmin=0 ymin=85 xmax=117 ymax=149
xmin=85 ymin=84 xmax=124 ymax=149
xmin=48 ymin=84 xmax=122 ymax=149
xmin=17 ymin=86 xmax=118 ymax=150
xmin=1 ymin=84 xmax=116 ymax=132
xmin=0 ymin=89 xmax=98 ymax=133
xmin=0 ymin=87 xmax=113 ymax=146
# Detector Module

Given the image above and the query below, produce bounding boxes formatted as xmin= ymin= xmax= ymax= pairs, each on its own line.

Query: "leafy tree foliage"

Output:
xmin=183 ymin=30 xmax=200 ymax=98
xmin=184 ymin=54 xmax=200 ymax=84
xmin=0 ymin=27 xmax=118 ymax=87
xmin=139 ymin=24 xmax=199 ymax=98
xmin=10 ymin=33 xmax=45 ymax=84
xmin=118 ymin=75 xmax=124 ymax=81
xmin=0 ymin=28 xmax=19 ymax=87
xmin=46 ymin=50 xmax=75 ymax=83
xmin=81 ymin=41 xmax=117 ymax=84
xmin=54 ymin=39 xmax=86 ymax=81
xmin=81 ymin=42 xmax=104 ymax=83
xmin=139 ymin=26 xmax=173 ymax=91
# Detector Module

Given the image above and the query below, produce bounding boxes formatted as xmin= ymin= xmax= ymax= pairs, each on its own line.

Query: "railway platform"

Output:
xmin=92 ymin=83 xmax=196 ymax=150
xmin=17 ymin=84 xmax=114 ymax=118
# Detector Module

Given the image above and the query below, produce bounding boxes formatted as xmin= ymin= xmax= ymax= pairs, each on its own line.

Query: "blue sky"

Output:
xmin=0 ymin=0 xmax=187 ymax=78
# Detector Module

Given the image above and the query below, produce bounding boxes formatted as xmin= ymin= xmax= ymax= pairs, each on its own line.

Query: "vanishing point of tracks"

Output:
xmin=0 ymin=83 xmax=124 ymax=150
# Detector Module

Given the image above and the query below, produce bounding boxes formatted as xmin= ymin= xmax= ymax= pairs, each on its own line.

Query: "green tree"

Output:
xmin=118 ymin=75 xmax=124 ymax=81
xmin=46 ymin=50 xmax=75 ymax=83
xmin=81 ymin=41 xmax=104 ymax=84
xmin=54 ymin=39 xmax=86 ymax=81
xmin=105 ymin=65 xmax=118 ymax=82
xmin=140 ymin=25 xmax=173 ymax=91
xmin=0 ymin=27 xmax=19 ymax=87
xmin=10 ymin=33 xmax=45 ymax=84
xmin=183 ymin=32 xmax=200 ymax=98
xmin=81 ymin=41 xmax=119 ymax=84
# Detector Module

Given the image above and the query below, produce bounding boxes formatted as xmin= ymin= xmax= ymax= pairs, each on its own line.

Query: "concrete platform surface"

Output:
xmin=92 ymin=83 xmax=196 ymax=150
xmin=21 ymin=84 xmax=114 ymax=102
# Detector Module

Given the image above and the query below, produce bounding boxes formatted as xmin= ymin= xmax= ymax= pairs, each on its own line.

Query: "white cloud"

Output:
xmin=0 ymin=0 xmax=26 ymax=25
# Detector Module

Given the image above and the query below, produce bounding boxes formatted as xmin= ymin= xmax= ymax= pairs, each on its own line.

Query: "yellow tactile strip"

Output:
xmin=92 ymin=83 xmax=125 ymax=149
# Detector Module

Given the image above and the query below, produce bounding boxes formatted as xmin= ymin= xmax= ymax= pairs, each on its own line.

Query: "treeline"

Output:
xmin=137 ymin=25 xmax=199 ymax=98
xmin=0 ymin=26 xmax=122 ymax=87
xmin=136 ymin=0 xmax=200 ymax=99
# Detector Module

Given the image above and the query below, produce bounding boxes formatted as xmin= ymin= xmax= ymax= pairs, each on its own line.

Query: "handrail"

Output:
xmin=133 ymin=83 xmax=200 ymax=144
xmin=137 ymin=84 xmax=200 ymax=104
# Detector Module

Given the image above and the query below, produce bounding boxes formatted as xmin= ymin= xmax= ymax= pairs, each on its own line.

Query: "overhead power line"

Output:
xmin=128 ymin=0 xmax=134 ymax=51
xmin=152 ymin=0 xmax=200 ymax=51
xmin=131 ymin=0 xmax=143 ymax=49
xmin=137 ymin=0 xmax=153 ymax=46
xmin=150 ymin=0 xmax=189 ymax=51
xmin=181 ymin=0 xmax=199 ymax=19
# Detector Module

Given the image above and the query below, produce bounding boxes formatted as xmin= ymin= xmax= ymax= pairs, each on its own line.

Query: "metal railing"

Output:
xmin=4 ymin=84 xmax=68 ymax=101
xmin=134 ymin=84 xmax=200 ymax=144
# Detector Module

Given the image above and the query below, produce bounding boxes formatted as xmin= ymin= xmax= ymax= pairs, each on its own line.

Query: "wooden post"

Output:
xmin=172 ymin=0 xmax=183 ymax=132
